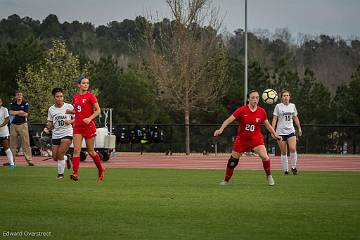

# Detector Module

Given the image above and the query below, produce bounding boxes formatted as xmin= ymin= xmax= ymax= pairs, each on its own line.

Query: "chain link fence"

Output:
xmin=27 ymin=123 xmax=360 ymax=155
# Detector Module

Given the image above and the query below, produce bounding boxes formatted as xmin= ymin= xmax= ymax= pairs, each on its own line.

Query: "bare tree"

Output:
xmin=143 ymin=0 xmax=229 ymax=154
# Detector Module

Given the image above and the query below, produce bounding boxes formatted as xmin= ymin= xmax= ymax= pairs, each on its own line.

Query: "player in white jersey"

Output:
xmin=44 ymin=88 xmax=74 ymax=179
xmin=271 ymin=90 xmax=302 ymax=175
xmin=0 ymin=98 xmax=15 ymax=168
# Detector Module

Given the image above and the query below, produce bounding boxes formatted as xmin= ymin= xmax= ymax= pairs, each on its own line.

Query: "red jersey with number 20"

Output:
xmin=72 ymin=92 xmax=97 ymax=127
xmin=233 ymin=105 xmax=267 ymax=142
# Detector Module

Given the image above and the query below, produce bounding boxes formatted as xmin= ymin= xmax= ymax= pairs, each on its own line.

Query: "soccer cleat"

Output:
xmin=219 ymin=180 xmax=229 ymax=186
xmin=8 ymin=164 xmax=16 ymax=169
xmin=57 ymin=174 xmax=64 ymax=179
xmin=284 ymin=171 xmax=289 ymax=175
xmin=70 ymin=174 xmax=79 ymax=181
xmin=28 ymin=162 xmax=34 ymax=166
xmin=267 ymin=175 xmax=275 ymax=186
xmin=66 ymin=155 xmax=72 ymax=169
xmin=291 ymin=168 xmax=298 ymax=175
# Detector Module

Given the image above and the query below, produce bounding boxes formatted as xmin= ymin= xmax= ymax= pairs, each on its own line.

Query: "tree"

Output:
xmin=0 ymin=36 xmax=44 ymax=101
xmin=89 ymin=57 xmax=169 ymax=124
xmin=40 ymin=14 xmax=63 ymax=39
xmin=296 ymin=68 xmax=332 ymax=124
xmin=0 ymin=14 xmax=36 ymax=40
xmin=347 ymin=66 xmax=360 ymax=123
xmin=332 ymin=65 xmax=360 ymax=124
xmin=143 ymin=0 xmax=229 ymax=154
xmin=16 ymin=40 xmax=81 ymax=122
xmin=332 ymin=84 xmax=351 ymax=123
xmin=222 ymin=57 xmax=244 ymax=112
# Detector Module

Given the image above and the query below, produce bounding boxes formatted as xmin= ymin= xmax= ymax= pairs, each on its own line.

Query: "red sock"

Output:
xmin=91 ymin=153 xmax=104 ymax=174
xmin=72 ymin=156 xmax=80 ymax=176
xmin=262 ymin=159 xmax=271 ymax=176
xmin=224 ymin=167 xmax=234 ymax=182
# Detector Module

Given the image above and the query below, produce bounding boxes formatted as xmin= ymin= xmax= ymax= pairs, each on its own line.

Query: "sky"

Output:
xmin=0 ymin=0 xmax=359 ymax=39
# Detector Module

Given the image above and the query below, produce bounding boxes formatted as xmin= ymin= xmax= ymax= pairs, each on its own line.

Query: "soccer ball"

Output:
xmin=262 ymin=89 xmax=278 ymax=104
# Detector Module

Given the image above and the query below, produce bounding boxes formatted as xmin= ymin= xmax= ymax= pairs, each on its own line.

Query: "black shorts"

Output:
xmin=280 ymin=132 xmax=296 ymax=141
xmin=52 ymin=136 xmax=73 ymax=145
xmin=0 ymin=136 xmax=9 ymax=142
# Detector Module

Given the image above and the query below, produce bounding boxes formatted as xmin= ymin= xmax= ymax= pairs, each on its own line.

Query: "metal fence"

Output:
xmin=29 ymin=123 xmax=360 ymax=154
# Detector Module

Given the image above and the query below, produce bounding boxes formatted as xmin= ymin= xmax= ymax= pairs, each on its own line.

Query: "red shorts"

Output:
xmin=232 ymin=136 xmax=264 ymax=153
xmin=73 ymin=122 xmax=97 ymax=139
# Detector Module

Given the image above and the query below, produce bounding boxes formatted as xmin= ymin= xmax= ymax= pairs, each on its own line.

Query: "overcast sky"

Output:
xmin=0 ymin=0 xmax=359 ymax=39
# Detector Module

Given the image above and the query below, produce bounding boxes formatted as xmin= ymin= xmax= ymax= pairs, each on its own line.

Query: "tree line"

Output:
xmin=0 ymin=2 xmax=359 ymax=153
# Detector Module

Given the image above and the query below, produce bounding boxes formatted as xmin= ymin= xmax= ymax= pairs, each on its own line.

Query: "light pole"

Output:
xmin=244 ymin=0 xmax=248 ymax=104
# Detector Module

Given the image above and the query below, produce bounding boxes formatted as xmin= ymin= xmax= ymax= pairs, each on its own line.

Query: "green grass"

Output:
xmin=0 ymin=167 xmax=359 ymax=240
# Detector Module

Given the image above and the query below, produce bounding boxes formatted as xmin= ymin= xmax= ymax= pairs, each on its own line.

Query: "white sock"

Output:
xmin=5 ymin=149 xmax=14 ymax=165
xmin=290 ymin=152 xmax=297 ymax=169
xmin=64 ymin=155 xmax=68 ymax=161
xmin=57 ymin=160 xmax=66 ymax=175
xmin=280 ymin=154 xmax=288 ymax=172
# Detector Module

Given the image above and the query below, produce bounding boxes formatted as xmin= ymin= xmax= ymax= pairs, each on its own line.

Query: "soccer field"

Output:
xmin=0 ymin=167 xmax=359 ymax=240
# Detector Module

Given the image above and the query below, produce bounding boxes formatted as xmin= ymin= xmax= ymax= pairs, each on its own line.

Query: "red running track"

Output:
xmin=2 ymin=153 xmax=360 ymax=172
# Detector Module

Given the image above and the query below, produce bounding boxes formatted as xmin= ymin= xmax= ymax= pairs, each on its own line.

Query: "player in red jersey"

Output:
xmin=67 ymin=76 xmax=104 ymax=181
xmin=214 ymin=90 xmax=281 ymax=186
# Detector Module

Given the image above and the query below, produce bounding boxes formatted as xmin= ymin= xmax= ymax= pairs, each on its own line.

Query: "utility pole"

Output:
xmin=244 ymin=0 xmax=248 ymax=104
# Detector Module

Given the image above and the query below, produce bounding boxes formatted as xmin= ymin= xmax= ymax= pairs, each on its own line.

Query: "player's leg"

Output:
xmin=85 ymin=137 xmax=104 ymax=181
xmin=1 ymin=138 xmax=15 ymax=168
xmin=70 ymin=133 xmax=83 ymax=181
xmin=51 ymin=140 xmax=58 ymax=162
xmin=63 ymin=137 xmax=72 ymax=169
xmin=220 ymin=151 xmax=241 ymax=185
xmin=9 ymin=124 xmax=19 ymax=163
xmin=51 ymin=141 xmax=62 ymax=179
xmin=278 ymin=137 xmax=289 ymax=174
xmin=56 ymin=138 xmax=72 ymax=179
xmin=287 ymin=135 xmax=298 ymax=175
xmin=253 ymin=145 xmax=275 ymax=186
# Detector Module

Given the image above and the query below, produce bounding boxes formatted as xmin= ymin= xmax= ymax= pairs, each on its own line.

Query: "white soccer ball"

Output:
xmin=262 ymin=89 xmax=278 ymax=104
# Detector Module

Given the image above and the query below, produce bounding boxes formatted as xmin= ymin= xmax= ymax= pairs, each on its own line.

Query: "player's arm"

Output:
xmin=65 ymin=118 xmax=74 ymax=125
xmin=293 ymin=116 xmax=302 ymax=136
xmin=263 ymin=119 xmax=282 ymax=141
xmin=270 ymin=115 xmax=278 ymax=139
xmin=65 ymin=115 xmax=74 ymax=125
xmin=65 ymin=109 xmax=74 ymax=114
xmin=44 ymin=121 xmax=53 ymax=134
xmin=83 ymin=102 xmax=101 ymax=125
xmin=65 ymin=105 xmax=75 ymax=125
xmin=214 ymin=115 xmax=236 ymax=137
xmin=271 ymin=105 xmax=278 ymax=132
xmin=0 ymin=117 xmax=9 ymax=128
xmin=271 ymin=115 xmax=277 ymax=130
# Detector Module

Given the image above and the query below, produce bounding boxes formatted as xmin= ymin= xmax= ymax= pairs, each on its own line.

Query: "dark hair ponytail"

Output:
xmin=246 ymin=90 xmax=258 ymax=99
xmin=51 ymin=87 xmax=63 ymax=96
xmin=77 ymin=74 xmax=86 ymax=84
